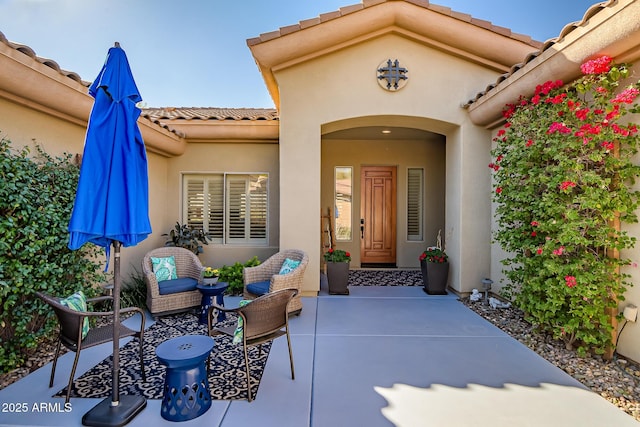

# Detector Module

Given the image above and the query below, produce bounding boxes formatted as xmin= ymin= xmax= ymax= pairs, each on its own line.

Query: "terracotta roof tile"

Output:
xmin=248 ymin=0 xmax=541 ymax=49
xmin=464 ymin=0 xmax=615 ymax=108
xmin=141 ymin=107 xmax=279 ymax=121
xmin=0 ymin=30 xmax=88 ymax=86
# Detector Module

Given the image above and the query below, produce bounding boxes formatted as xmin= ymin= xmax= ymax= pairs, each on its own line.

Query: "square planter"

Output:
xmin=420 ymin=260 xmax=449 ymax=295
xmin=327 ymin=261 xmax=350 ymax=295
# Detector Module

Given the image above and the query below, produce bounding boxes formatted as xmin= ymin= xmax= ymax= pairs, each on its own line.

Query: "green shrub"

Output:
xmin=490 ymin=57 xmax=640 ymax=355
xmin=218 ymin=256 xmax=261 ymax=295
xmin=120 ymin=268 xmax=147 ymax=309
xmin=0 ymin=137 xmax=106 ymax=373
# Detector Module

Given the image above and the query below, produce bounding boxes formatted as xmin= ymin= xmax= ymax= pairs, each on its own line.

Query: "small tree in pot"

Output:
xmin=163 ymin=222 xmax=210 ymax=255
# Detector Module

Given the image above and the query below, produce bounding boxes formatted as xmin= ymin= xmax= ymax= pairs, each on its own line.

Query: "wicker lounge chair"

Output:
xmin=243 ymin=249 xmax=308 ymax=315
xmin=207 ymin=288 xmax=297 ymax=401
xmin=36 ymin=292 xmax=146 ymax=404
xmin=142 ymin=247 xmax=204 ymax=318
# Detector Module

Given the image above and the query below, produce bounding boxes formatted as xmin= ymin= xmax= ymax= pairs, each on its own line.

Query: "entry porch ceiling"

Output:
xmin=323 ymin=126 xmax=437 ymax=141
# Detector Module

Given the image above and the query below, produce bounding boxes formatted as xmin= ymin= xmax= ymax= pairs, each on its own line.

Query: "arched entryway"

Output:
xmin=320 ymin=117 xmax=447 ymax=269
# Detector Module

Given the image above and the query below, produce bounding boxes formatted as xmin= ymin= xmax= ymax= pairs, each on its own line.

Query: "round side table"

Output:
xmin=156 ymin=335 xmax=215 ymax=422
xmin=196 ymin=282 xmax=228 ymax=325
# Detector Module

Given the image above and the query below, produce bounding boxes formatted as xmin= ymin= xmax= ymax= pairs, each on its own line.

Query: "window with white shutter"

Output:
xmin=183 ymin=173 xmax=268 ymax=245
xmin=407 ymin=168 xmax=423 ymax=241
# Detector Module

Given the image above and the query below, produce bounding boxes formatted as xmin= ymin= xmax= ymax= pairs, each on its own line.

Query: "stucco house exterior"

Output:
xmin=2 ymin=0 xmax=640 ymax=360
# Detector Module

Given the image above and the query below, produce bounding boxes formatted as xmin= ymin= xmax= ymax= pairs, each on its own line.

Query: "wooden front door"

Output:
xmin=360 ymin=166 xmax=396 ymax=265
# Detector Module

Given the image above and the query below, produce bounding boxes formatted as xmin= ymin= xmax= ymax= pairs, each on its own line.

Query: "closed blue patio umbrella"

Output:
xmin=68 ymin=43 xmax=151 ymax=427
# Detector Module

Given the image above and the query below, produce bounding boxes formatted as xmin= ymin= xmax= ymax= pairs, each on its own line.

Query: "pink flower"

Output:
xmin=611 ymin=88 xmax=640 ymax=104
xmin=559 ymin=181 xmax=576 ymax=191
xmin=565 ymin=275 xmax=577 ymax=288
xmin=548 ymin=122 xmax=572 ymax=134
xmin=580 ymin=56 xmax=613 ymax=75
xmin=553 ymin=246 xmax=565 ymax=256
xmin=601 ymin=141 xmax=615 ymax=151
xmin=575 ymin=108 xmax=590 ymax=121
xmin=536 ymin=247 xmax=543 ymax=255
xmin=530 ymin=221 xmax=539 ymax=226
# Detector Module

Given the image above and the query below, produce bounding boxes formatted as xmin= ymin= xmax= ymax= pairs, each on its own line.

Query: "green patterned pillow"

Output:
xmin=233 ymin=300 xmax=253 ymax=344
xmin=60 ymin=291 xmax=89 ymax=340
xmin=279 ymin=258 xmax=301 ymax=275
xmin=151 ymin=256 xmax=178 ymax=282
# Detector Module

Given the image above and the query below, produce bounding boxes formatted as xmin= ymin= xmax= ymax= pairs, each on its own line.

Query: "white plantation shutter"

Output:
xmin=183 ymin=173 xmax=268 ymax=245
xmin=249 ymin=174 xmax=267 ymax=240
xmin=407 ymin=168 xmax=423 ymax=241
xmin=185 ymin=178 xmax=205 ymax=232
xmin=207 ymin=175 xmax=224 ymax=241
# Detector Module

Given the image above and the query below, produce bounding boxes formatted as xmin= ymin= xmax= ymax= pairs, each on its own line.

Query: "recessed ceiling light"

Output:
xmin=382 ymin=129 xmax=391 ymax=134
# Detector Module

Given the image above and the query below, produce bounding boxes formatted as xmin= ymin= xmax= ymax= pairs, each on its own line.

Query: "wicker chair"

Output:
xmin=36 ymin=292 xmax=146 ymax=404
xmin=243 ymin=249 xmax=308 ymax=315
xmin=142 ymin=247 xmax=204 ymax=318
xmin=207 ymin=288 xmax=297 ymax=401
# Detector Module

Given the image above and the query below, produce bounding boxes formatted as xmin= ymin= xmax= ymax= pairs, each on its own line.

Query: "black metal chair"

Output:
xmin=36 ymin=292 xmax=146 ymax=403
xmin=207 ymin=288 xmax=297 ymax=401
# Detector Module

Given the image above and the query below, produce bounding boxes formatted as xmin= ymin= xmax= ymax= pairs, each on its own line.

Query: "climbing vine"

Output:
xmin=490 ymin=56 xmax=640 ymax=355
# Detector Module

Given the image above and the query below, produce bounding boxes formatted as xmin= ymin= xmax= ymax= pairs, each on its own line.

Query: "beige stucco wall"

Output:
xmin=276 ymin=33 xmax=499 ymax=295
xmin=164 ymin=141 xmax=280 ymax=270
xmin=321 ymin=137 xmax=445 ymax=268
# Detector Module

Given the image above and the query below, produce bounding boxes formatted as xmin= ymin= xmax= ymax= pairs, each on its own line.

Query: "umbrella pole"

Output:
xmin=82 ymin=241 xmax=146 ymax=427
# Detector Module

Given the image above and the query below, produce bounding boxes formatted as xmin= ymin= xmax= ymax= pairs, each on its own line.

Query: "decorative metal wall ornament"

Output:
xmin=377 ymin=59 xmax=408 ymax=91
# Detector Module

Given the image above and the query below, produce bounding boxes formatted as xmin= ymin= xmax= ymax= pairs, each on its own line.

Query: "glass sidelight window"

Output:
xmin=335 ymin=166 xmax=352 ymax=241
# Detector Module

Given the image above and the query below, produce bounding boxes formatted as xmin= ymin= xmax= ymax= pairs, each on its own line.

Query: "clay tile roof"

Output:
xmin=0 ymin=30 xmax=89 ymax=86
xmin=247 ymin=0 xmax=540 ymax=49
xmin=463 ymin=0 xmax=616 ymax=108
xmin=141 ymin=107 xmax=279 ymax=121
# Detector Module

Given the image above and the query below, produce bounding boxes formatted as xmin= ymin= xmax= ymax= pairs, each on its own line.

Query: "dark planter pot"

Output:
xmin=327 ymin=261 xmax=350 ymax=295
xmin=420 ymin=259 xmax=449 ymax=295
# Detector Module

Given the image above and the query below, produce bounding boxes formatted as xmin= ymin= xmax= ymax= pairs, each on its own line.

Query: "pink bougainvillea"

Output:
xmin=580 ymin=56 xmax=613 ymax=75
xmin=565 ymin=276 xmax=577 ymax=288
xmin=490 ymin=55 xmax=640 ymax=355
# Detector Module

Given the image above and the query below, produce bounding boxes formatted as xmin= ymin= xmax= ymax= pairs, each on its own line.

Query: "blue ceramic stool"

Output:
xmin=196 ymin=282 xmax=228 ymax=325
xmin=156 ymin=335 xmax=215 ymax=421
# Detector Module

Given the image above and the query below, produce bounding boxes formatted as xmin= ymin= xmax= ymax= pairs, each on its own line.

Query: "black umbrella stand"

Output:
xmin=82 ymin=241 xmax=147 ymax=427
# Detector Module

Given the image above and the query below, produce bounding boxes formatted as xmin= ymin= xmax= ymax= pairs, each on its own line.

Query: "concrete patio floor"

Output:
xmin=0 ymin=285 xmax=638 ymax=426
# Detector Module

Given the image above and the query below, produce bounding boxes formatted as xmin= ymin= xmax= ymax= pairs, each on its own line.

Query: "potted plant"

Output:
xmin=202 ymin=267 xmax=219 ymax=285
xmin=419 ymin=246 xmax=449 ymax=295
xmin=163 ymin=222 xmax=210 ymax=255
xmin=324 ymin=248 xmax=351 ymax=295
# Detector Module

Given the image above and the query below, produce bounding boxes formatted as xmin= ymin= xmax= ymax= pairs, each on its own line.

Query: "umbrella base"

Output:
xmin=82 ymin=395 xmax=146 ymax=427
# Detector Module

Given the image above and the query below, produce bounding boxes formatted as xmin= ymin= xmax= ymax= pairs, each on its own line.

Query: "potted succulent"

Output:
xmin=419 ymin=246 xmax=449 ymax=295
xmin=324 ymin=248 xmax=351 ymax=295
xmin=163 ymin=222 xmax=210 ymax=255
xmin=202 ymin=267 xmax=219 ymax=285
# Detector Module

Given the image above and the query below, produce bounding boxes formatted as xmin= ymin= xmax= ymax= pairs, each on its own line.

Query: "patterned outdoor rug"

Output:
xmin=348 ymin=269 xmax=423 ymax=286
xmin=54 ymin=313 xmax=270 ymax=401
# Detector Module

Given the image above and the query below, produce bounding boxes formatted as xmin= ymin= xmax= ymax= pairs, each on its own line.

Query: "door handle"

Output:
xmin=360 ymin=218 xmax=365 ymax=239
